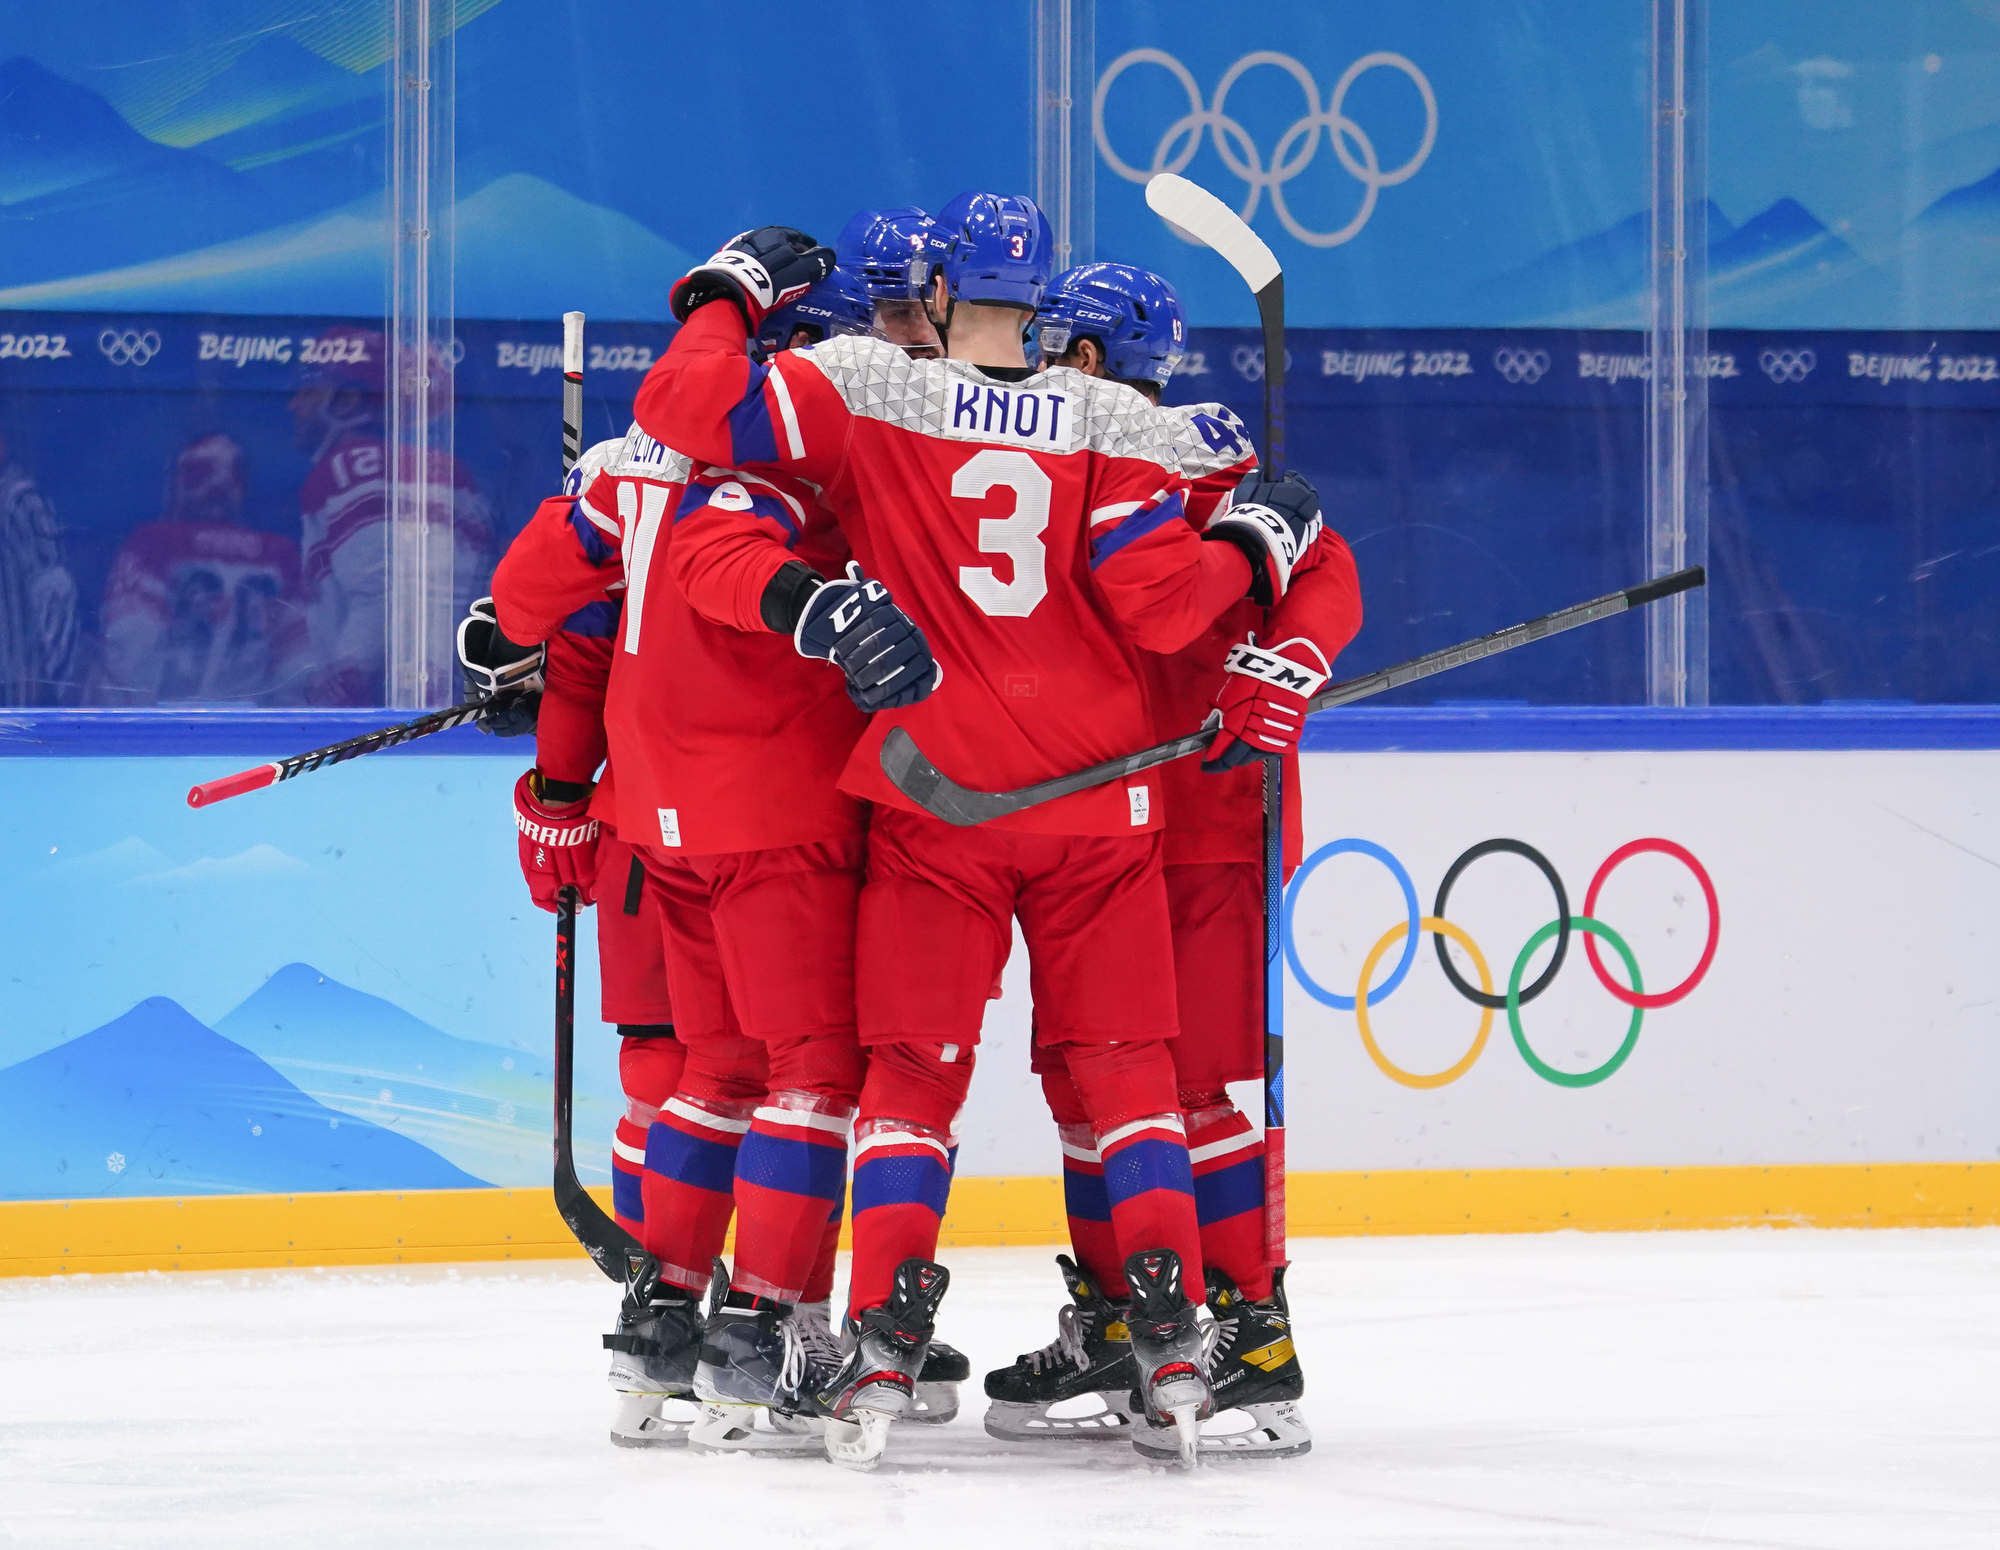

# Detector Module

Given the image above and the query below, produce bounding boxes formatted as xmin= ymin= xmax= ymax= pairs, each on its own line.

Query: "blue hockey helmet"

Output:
xmin=836 ymin=206 xmax=936 ymax=302
xmin=919 ymin=191 xmax=1056 ymax=310
xmin=752 ymin=265 xmax=874 ymax=360
xmin=1036 ymin=262 xmax=1187 ymax=388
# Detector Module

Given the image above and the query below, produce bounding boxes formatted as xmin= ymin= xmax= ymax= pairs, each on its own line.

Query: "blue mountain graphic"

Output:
xmin=0 ymin=57 xmax=351 ymax=290
xmin=215 ymin=962 xmax=610 ymax=1188
xmin=0 ymin=997 xmax=486 ymax=1201
xmin=1458 ymin=201 xmax=1734 ymax=325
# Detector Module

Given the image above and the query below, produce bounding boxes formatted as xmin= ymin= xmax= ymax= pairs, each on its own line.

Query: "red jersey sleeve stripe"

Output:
xmin=1089 ymin=488 xmax=1187 ymax=568
xmin=725 ymin=362 xmax=781 ymax=465
xmin=765 ymin=363 xmax=807 ymax=459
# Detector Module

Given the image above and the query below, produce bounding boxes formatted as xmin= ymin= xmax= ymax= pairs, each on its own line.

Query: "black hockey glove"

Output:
xmin=794 ymin=562 xmax=941 ymax=713
xmin=456 ymin=596 xmax=544 ymax=737
xmin=1202 ymin=471 xmax=1324 ymax=608
xmin=670 ymin=226 xmax=835 ymax=330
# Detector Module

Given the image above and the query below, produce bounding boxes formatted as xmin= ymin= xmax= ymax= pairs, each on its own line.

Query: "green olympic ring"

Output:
xmin=1506 ymin=916 xmax=1644 ymax=1089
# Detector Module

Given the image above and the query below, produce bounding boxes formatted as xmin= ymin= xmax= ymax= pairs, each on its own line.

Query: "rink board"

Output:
xmin=2 ymin=736 xmax=1997 ymax=1274
xmin=5 ymin=1164 xmax=1998 ymax=1277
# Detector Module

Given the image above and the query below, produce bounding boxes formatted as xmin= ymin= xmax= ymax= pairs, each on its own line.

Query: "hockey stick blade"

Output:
xmin=1145 ymin=174 xmax=1280 ymax=293
xmin=880 ymin=565 xmax=1706 ymax=825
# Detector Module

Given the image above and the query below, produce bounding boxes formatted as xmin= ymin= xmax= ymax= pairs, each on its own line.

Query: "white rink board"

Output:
xmin=955 ymin=750 xmax=2000 ymax=1177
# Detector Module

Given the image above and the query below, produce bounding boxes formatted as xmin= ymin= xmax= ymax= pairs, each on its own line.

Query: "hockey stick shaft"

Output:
xmin=186 ymin=699 xmax=501 ymax=807
xmin=878 ymin=565 xmax=1706 ymax=825
xmin=552 ymin=885 xmax=645 ymax=1280
xmin=546 ymin=313 xmax=641 ymax=1277
xmin=562 ymin=311 xmax=585 ymax=476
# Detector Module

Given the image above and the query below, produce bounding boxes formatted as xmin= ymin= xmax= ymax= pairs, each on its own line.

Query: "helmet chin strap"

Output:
xmin=925 ymin=291 xmax=955 ymax=353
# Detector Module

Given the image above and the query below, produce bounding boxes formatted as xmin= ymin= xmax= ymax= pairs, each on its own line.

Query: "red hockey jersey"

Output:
xmin=1143 ymin=402 xmax=1363 ymax=872
xmin=492 ymin=423 xmax=863 ymax=854
xmin=633 ymin=301 xmax=1256 ymax=837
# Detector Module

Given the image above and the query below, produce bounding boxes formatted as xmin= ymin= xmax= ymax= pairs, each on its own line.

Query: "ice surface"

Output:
xmin=3 ymin=1231 xmax=1997 ymax=1549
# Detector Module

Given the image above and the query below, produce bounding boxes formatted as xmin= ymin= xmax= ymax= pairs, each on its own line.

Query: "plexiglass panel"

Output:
xmin=1 ymin=6 xmax=411 ymax=707
xmin=1089 ymin=0 xmax=1655 ymax=703
xmin=1703 ymin=2 xmax=2000 ymax=704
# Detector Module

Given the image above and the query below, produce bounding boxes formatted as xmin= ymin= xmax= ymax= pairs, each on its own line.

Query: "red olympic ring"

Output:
xmin=1581 ymin=838 xmax=1719 ymax=1008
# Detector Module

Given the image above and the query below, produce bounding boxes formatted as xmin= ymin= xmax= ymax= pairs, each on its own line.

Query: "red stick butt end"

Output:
xmin=187 ymin=764 xmax=281 ymax=808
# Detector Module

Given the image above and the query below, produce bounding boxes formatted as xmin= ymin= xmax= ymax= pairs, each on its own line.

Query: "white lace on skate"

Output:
xmin=1025 ymin=1302 xmax=1094 ymax=1375
xmin=788 ymin=1304 xmax=846 ymax=1376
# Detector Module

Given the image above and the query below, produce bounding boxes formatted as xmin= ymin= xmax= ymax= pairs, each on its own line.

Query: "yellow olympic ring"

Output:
xmin=1354 ymin=916 xmax=1494 ymax=1090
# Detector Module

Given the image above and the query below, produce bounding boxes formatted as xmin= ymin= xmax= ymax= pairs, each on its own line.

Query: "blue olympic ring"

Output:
xmin=1282 ymin=838 xmax=1419 ymax=1010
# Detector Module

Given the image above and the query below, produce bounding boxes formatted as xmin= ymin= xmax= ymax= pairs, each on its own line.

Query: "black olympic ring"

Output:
xmin=1430 ymin=838 xmax=1570 ymax=1009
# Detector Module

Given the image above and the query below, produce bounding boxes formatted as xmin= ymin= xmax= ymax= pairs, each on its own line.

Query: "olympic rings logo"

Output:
xmin=1493 ymin=347 xmax=1550 ymax=385
xmin=98 ymin=328 xmax=161 ymax=367
xmin=1759 ymin=348 xmax=1816 ymax=384
xmin=1283 ymin=837 xmax=1720 ymax=1089
xmin=1230 ymin=343 xmax=1291 ymax=382
xmin=1094 ymin=48 xmax=1438 ymax=248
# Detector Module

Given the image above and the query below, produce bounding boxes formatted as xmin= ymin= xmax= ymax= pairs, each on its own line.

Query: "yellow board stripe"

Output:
xmin=3 ymin=1163 xmax=1997 ymax=1278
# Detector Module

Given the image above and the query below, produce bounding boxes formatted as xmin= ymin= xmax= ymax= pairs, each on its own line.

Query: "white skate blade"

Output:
xmin=982 ymin=1393 xmax=1136 ymax=1443
xmin=609 ymin=1390 xmax=695 ymax=1448
xmin=905 ymin=1380 xmax=960 ymax=1426
xmin=822 ymin=1408 xmax=894 ymax=1472
xmin=686 ymin=1401 xmax=826 ymax=1457
xmin=1131 ymin=1399 xmax=1313 ymax=1462
xmin=1169 ymin=1403 xmax=1201 ymax=1469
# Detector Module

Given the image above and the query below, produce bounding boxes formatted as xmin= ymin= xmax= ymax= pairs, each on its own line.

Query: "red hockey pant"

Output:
xmin=848 ymin=806 xmax=1202 ymax=1317
xmin=636 ymin=837 xmax=865 ymax=1302
xmin=1038 ymin=860 xmax=1271 ymax=1300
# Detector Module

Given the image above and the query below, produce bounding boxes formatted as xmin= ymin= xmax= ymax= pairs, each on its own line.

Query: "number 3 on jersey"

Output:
xmin=954 ymin=448 xmax=1049 ymax=619
xmin=617 ymin=480 xmax=672 ymax=653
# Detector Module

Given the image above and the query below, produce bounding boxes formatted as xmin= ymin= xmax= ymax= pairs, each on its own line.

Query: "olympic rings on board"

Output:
xmin=1283 ymin=837 xmax=1719 ymax=1087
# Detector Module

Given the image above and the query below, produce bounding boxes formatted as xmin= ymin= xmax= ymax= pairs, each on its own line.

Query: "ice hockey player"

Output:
xmin=291 ymin=325 xmax=490 ymax=705
xmin=461 ymin=436 xmax=694 ymax=1446
xmin=477 ymin=269 xmax=967 ymax=1456
xmin=87 ymin=432 xmax=307 ymax=706
xmin=983 ymin=262 xmax=1360 ymax=1460
xmin=634 ymin=194 xmax=1327 ymax=1468
xmin=834 ymin=205 xmax=942 ymax=358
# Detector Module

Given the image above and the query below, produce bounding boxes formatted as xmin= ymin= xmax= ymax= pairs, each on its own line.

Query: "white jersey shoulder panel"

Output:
xmin=1163 ymin=401 xmax=1257 ymax=480
xmin=799 ymin=339 xmax=1181 ymax=470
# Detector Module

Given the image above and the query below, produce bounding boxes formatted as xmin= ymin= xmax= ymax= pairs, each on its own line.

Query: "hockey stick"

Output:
xmin=879 ymin=564 xmax=1707 ymax=827
xmin=546 ymin=310 xmax=642 ymax=1280
xmin=186 ymin=699 xmax=508 ymax=807
xmin=1146 ymin=171 xmax=1291 ymax=1264
xmin=186 ymin=313 xmax=594 ymax=810
xmin=553 ymin=884 xmax=645 ymax=1280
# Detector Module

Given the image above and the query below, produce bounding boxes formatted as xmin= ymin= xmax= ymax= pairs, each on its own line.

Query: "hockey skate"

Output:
xmin=1132 ymin=1266 xmax=1311 ymax=1463
xmin=688 ymin=1266 xmax=838 ymax=1456
xmin=601 ymin=1253 xmax=703 ymax=1447
xmin=1121 ymin=1248 xmax=1213 ymax=1468
xmin=795 ymin=1302 xmax=964 ymax=1425
xmin=817 ymin=1258 xmax=950 ymax=1471
xmin=982 ymin=1254 xmax=1138 ymax=1442
xmin=912 ymin=1336 xmax=969 ymax=1425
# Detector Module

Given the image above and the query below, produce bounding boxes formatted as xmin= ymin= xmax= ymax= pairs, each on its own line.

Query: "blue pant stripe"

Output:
xmin=1101 ymin=1137 xmax=1195 ymax=1206
xmin=1192 ymin=1155 xmax=1265 ymax=1226
xmin=735 ymin=1130 xmax=848 ymax=1202
xmin=1063 ymin=1164 xmax=1112 ymax=1223
xmin=852 ymin=1153 xmax=952 ymax=1217
xmin=645 ymin=1121 xmax=741 ymax=1196
xmin=612 ymin=1165 xmax=645 ymax=1224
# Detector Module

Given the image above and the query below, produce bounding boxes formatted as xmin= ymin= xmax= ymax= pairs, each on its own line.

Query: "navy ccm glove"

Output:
xmin=670 ymin=225 xmax=836 ymax=330
xmin=793 ymin=562 xmax=941 ymax=713
xmin=1202 ymin=471 xmax=1324 ymax=608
